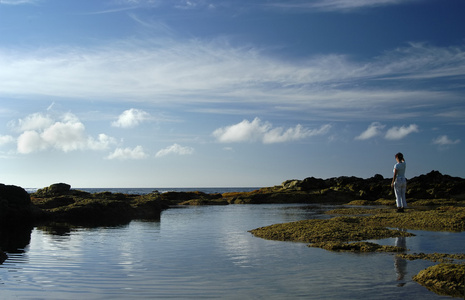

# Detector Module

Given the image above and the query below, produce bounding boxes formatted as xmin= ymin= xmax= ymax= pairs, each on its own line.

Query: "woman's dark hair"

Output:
xmin=395 ymin=152 xmax=405 ymax=162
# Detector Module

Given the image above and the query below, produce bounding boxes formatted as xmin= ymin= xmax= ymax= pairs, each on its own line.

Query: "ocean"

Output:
xmin=25 ymin=187 xmax=261 ymax=195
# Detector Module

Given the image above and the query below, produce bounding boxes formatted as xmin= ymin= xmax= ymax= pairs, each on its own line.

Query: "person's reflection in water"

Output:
xmin=394 ymin=229 xmax=408 ymax=287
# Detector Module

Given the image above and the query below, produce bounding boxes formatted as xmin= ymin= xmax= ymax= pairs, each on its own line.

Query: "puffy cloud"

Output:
xmin=155 ymin=143 xmax=194 ymax=157
xmin=385 ymin=124 xmax=419 ymax=140
xmin=432 ymin=135 xmax=461 ymax=146
xmin=15 ymin=112 xmax=115 ymax=154
xmin=13 ymin=112 xmax=54 ymax=132
xmin=213 ymin=118 xmax=271 ymax=143
xmin=213 ymin=117 xmax=331 ymax=144
xmin=106 ymin=145 xmax=148 ymax=160
xmin=355 ymin=122 xmax=386 ymax=140
xmin=17 ymin=131 xmax=47 ymax=154
xmin=112 ymin=108 xmax=150 ymax=128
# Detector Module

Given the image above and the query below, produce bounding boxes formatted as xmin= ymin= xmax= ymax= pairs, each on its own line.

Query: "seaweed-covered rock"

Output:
xmin=31 ymin=186 xmax=169 ymax=225
xmin=413 ymin=264 xmax=465 ymax=298
xmin=34 ymin=183 xmax=71 ymax=197
xmin=0 ymin=184 xmax=33 ymax=224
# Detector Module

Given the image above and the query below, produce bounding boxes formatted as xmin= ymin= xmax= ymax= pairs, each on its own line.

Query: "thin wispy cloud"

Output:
xmin=432 ymin=135 xmax=460 ymax=146
xmin=0 ymin=135 xmax=14 ymax=146
xmin=1 ymin=41 xmax=462 ymax=121
xmin=155 ymin=143 xmax=194 ymax=157
xmin=213 ymin=117 xmax=331 ymax=144
xmin=0 ymin=0 xmax=38 ymax=5
xmin=106 ymin=145 xmax=148 ymax=160
xmin=0 ymin=40 xmax=465 ymax=118
xmin=267 ymin=0 xmax=415 ymax=12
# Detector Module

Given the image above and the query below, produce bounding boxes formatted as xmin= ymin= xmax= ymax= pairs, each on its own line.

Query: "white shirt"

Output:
xmin=393 ymin=162 xmax=406 ymax=178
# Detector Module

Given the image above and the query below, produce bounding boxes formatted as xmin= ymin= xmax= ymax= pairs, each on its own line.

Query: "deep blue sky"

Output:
xmin=0 ymin=0 xmax=464 ymax=188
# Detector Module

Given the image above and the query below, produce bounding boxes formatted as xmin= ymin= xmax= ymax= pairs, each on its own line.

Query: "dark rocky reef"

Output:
xmin=221 ymin=170 xmax=465 ymax=205
xmin=1 ymin=170 xmax=464 ymax=226
xmin=30 ymin=185 xmax=170 ymax=225
xmin=0 ymin=183 xmax=34 ymax=226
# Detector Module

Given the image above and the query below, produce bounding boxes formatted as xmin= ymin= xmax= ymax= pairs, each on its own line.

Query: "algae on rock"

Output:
xmin=413 ymin=264 xmax=465 ymax=298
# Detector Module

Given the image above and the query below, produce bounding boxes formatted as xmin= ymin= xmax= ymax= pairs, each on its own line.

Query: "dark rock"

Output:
xmin=0 ymin=249 xmax=6 ymax=264
xmin=0 ymin=184 xmax=33 ymax=225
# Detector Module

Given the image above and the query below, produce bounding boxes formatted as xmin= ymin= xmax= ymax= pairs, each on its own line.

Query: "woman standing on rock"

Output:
xmin=391 ymin=152 xmax=407 ymax=212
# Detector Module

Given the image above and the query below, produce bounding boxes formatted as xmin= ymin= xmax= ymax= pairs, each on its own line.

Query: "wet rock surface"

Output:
xmin=413 ymin=264 xmax=465 ymax=298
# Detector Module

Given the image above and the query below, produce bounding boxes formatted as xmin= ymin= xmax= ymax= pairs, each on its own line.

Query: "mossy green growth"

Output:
xmin=249 ymin=216 xmax=414 ymax=244
xmin=310 ymin=241 xmax=406 ymax=252
xmin=326 ymin=206 xmax=465 ymax=232
xmin=398 ymin=252 xmax=465 ymax=263
xmin=413 ymin=264 xmax=465 ymax=298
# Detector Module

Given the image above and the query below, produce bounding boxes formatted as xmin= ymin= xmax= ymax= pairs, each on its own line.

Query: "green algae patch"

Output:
xmin=398 ymin=253 xmax=465 ymax=263
xmin=249 ymin=216 xmax=414 ymax=244
xmin=310 ymin=241 xmax=406 ymax=253
xmin=326 ymin=207 xmax=391 ymax=216
xmin=413 ymin=264 xmax=465 ymax=298
xmin=364 ymin=207 xmax=465 ymax=232
xmin=326 ymin=206 xmax=465 ymax=232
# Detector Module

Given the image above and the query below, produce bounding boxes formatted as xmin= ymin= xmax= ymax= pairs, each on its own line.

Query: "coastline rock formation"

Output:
xmin=30 ymin=188 xmax=170 ymax=225
xmin=0 ymin=184 xmax=34 ymax=226
xmin=1 ymin=170 xmax=464 ymax=226
xmin=222 ymin=170 xmax=465 ymax=205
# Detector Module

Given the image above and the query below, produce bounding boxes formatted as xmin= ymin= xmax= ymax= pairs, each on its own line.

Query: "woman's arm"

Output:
xmin=391 ymin=168 xmax=398 ymax=188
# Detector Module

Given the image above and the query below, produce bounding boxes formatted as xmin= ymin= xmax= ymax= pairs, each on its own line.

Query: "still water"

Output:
xmin=1 ymin=204 xmax=463 ymax=299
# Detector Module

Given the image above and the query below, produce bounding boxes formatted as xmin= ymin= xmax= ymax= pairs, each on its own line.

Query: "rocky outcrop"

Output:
xmin=0 ymin=184 xmax=34 ymax=225
xmin=34 ymin=183 xmax=71 ymax=197
xmin=30 ymin=185 xmax=170 ymax=225
xmin=222 ymin=171 xmax=465 ymax=205
xmin=2 ymin=170 xmax=464 ymax=225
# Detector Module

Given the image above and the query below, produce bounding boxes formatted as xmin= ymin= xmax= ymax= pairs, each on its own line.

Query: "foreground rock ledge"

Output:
xmin=413 ymin=264 xmax=465 ymax=298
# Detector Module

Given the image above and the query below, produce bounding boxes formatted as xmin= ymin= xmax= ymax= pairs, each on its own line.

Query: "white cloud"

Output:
xmin=155 ymin=143 xmax=194 ymax=157
xmin=0 ymin=135 xmax=14 ymax=146
xmin=213 ymin=117 xmax=331 ymax=144
xmin=212 ymin=118 xmax=271 ymax=143
xmin=13 ymin=112 xmax=54 ymax=132
xmin=385 ymin=124 xmax=419 ymax=140
xmin=106 ymin=145 xmax=148 ymax=160
xmin=112 ymin=108 xmax=150 ymax=128
xmin=263 ymin=124 xmax=331 ymax=144
xmin=432 ymin=135 xmax=460 ymax=146
xmin=17 ymin=131 xmax=47 ymax=154
xmin=15 ymin=112 xmax=115 ymax=154
xmin=355 ymin=122 xmax=386 ymax=140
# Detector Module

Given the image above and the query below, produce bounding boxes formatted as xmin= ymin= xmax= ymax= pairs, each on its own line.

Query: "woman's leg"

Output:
xmin=394 ymin=182 xmax=402 ymax=208
xmin=400 ymin=180 xmax=407 ymax=208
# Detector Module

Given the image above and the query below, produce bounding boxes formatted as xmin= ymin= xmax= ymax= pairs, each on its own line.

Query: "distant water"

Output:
xmin=25 ymin=187 xmax=261 ymax=194
xmin=1 ymin=203 xmax=463 ymax=299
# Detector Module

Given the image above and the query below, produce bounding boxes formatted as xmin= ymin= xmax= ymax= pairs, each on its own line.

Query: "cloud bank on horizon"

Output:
xmin=0 ymin=0 xmax=464 ymax=187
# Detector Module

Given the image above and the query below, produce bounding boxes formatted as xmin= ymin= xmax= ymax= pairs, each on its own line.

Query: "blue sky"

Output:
xmin=0 ymin=0 xmax=464 ymax=188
